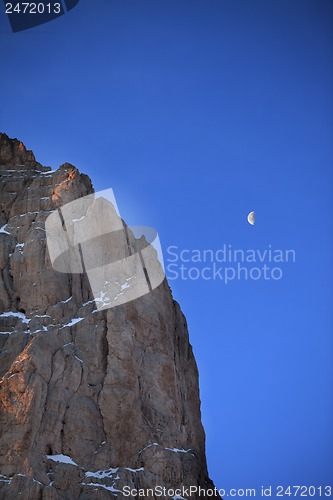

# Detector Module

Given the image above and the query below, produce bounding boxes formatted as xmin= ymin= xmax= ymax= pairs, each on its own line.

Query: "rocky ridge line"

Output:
xmin=0 ymin=133 xmax=220 ymax=499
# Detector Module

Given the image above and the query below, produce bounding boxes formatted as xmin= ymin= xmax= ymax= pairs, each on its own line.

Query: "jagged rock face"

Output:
xmin=0 ymin=133 xmax=219 ymax=499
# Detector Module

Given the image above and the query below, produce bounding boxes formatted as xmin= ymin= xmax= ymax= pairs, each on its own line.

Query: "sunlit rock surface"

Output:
xmin=0 ymin=133 xmax=219 ymax=499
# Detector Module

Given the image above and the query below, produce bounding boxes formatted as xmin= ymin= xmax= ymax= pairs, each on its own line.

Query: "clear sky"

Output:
xmin=1 ymin=0 xmax=332 ymax=495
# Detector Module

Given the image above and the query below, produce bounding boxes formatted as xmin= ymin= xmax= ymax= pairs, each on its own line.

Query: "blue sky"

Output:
xmin=1 ymin=0 xmax=332 ymax=494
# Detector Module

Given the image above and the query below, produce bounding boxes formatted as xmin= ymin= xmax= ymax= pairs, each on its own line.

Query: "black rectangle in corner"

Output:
xmin=63 ymin=0 xmax=80 ymax=11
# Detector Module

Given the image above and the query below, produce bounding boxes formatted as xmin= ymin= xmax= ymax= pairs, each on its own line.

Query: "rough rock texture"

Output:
xmin=0 ymin=133 xmax=219 ymax=499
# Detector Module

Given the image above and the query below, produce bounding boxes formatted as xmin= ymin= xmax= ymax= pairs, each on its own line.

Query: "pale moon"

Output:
xmin=247 ymin=211 xmax=255 ymax=225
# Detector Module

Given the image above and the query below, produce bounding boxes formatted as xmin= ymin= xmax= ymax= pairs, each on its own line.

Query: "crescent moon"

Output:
xmin=247 ymin=211 xmax=255 ymax=225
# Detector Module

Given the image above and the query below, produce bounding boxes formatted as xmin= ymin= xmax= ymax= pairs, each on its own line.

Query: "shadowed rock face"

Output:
xmin=0 ymin=133 xmax=220 ymax=499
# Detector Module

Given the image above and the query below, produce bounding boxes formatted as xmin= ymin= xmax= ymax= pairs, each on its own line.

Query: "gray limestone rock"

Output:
xmin=0 ymin=133 xmax=220 ymax=499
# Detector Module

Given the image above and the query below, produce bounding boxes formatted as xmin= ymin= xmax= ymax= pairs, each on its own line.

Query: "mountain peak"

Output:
xmin=0 ymin=135 xmax=220 ymax=499
xmin=0 ymin=133 xmax=37 ymax=169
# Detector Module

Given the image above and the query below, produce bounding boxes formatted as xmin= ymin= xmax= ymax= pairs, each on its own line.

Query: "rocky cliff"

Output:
xmin=0 ymin=133 xmax=219 ymax=499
